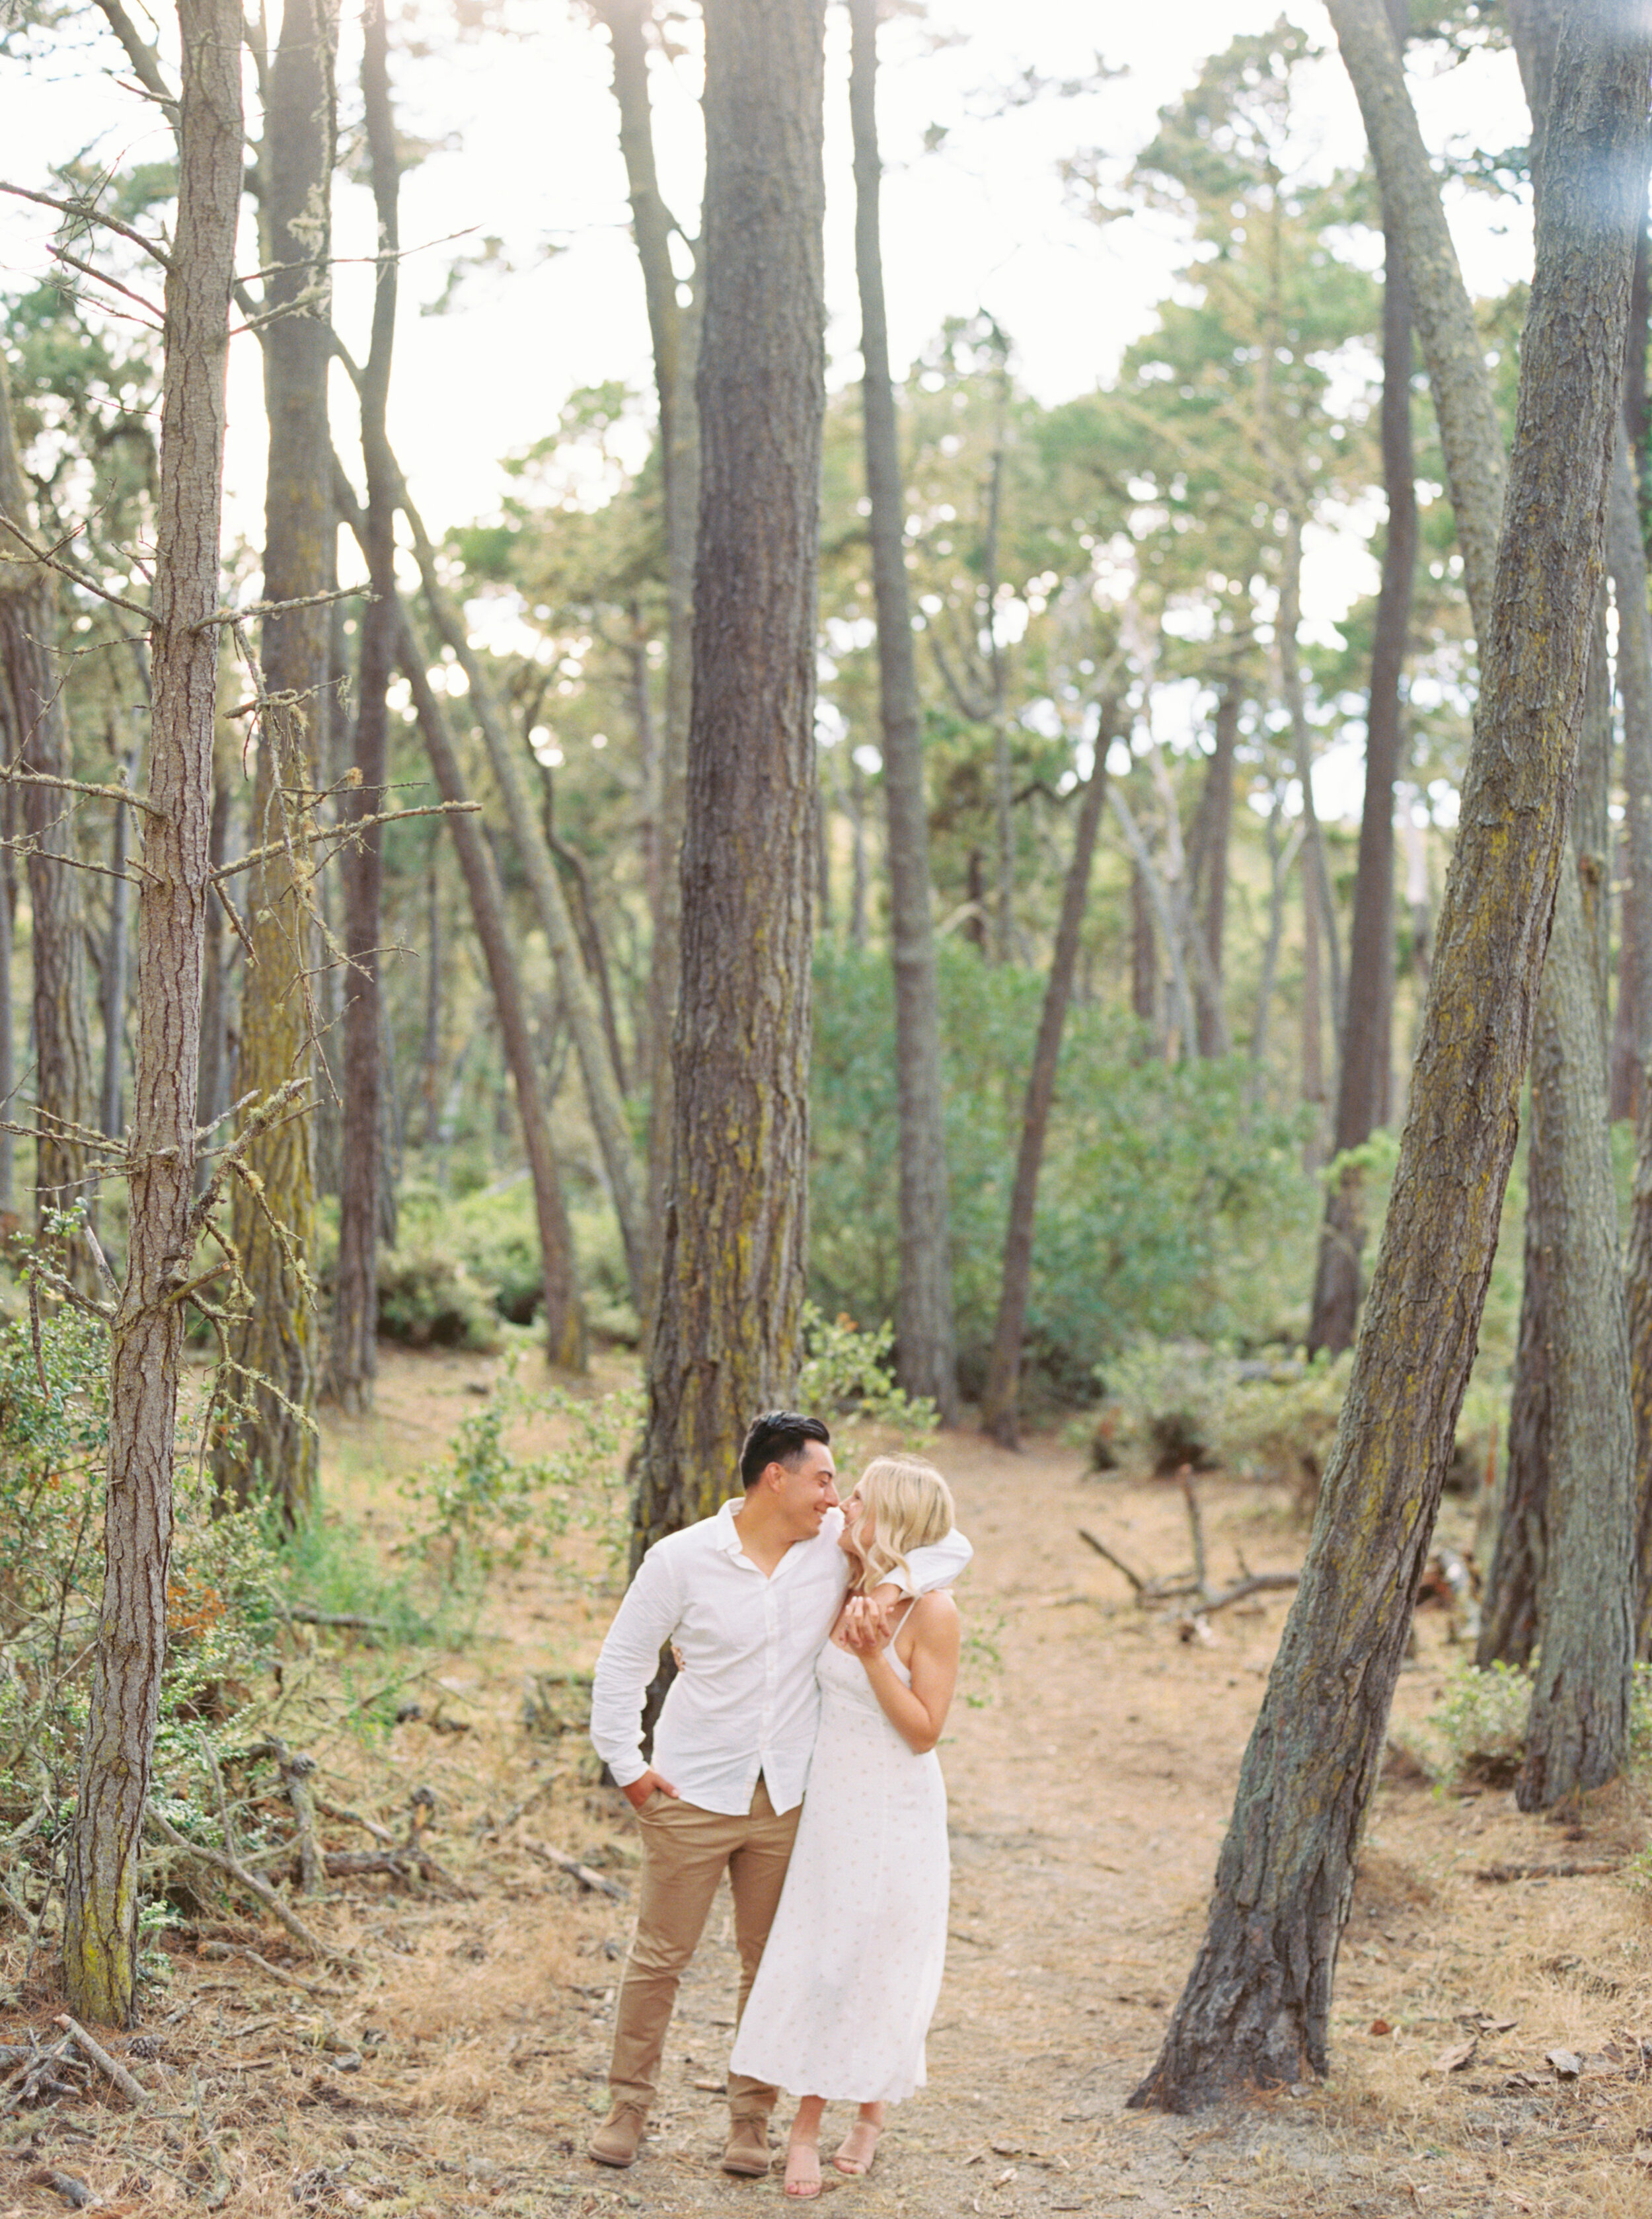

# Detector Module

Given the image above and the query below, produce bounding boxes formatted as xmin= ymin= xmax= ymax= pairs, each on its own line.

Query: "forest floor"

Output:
xmin=4 ymin=1345 xmax=1652 ymax=2219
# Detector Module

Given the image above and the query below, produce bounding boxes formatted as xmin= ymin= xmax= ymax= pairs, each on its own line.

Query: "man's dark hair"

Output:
xmin=739 ymin=1410 xmax=831 ymax=1490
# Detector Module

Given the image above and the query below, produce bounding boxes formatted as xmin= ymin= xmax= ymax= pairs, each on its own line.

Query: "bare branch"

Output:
xmin=0 ymin=514 xmax=153 ymax=624
xmin=0 ymin=763 xmax=165 ymax=818
xmin=0 ymin=181 xmax=170 ymax=269
xmin=209 ymin=798 xmax=480 ymax=883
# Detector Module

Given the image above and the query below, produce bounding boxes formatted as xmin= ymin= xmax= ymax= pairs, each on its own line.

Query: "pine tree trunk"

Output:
xmin=194 ymin=745 xmax=232 ymax=1191
xmin=217 ymin=0 xmax=332 ymax=1511
xmin=0 ymin=356 xmax=96 ymax=1275
xmin=333 ymin=0 xmax=396 ymax=1415
xmin=62 ymin=0 xmax=241 ymax=2024
xmin=1193 ymin=688 xmax=1238 ymax=1059
xmin=1309 ymin=112 xmax=1417 ymax=1356
xmin=100 ymin=751 xmax=135 ymax=1141
xmin=849 ymin=0 xmax=957 ymax=1421
xmin=631 ymin=0 xmax=825 ymax=1558
xmin=981 ymin=720 xmax=1110 ymax=1447
xmin=1132 ymin=0 xmax=1651 ymax=2107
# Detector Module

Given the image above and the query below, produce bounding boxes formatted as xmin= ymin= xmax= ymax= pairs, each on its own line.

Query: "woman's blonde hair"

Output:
xmin=848 ymin=1454 xmax=956 ymax=1595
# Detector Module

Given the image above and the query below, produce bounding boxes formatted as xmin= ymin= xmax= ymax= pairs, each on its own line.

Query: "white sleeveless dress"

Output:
xmin=727 ymin=1622 xmax=950 ymax=2105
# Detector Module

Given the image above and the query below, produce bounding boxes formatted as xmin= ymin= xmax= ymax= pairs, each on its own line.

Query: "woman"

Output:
xmin=727 ymin=1454 xmax=962 ymax=2199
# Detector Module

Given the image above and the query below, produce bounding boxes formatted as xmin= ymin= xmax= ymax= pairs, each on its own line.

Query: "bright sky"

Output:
xmin=6 ymin=0 xmax=1533 ymax=811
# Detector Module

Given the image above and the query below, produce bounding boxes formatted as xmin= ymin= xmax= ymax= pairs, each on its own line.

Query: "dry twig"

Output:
xmin=53 ymin=2015 xmax=149 ymax=2109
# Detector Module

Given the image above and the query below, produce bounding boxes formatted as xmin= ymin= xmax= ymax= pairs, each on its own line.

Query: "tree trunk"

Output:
xmin=100 ymin=748 xmax=136 ymax=1141
xmin=981 ymin=714 xmax=1110 ymax=1447
xmin=1300 ymin=833 xmax=1325 ymax=1167
xmin=194 ymin=742 xmax=233 ymax=1191
xmin=0 ymin=354 xmax=96 ymax=1277
xmin=1281 ymin=511 xmax=1344 ymax=1065
xmin=1132 ymin=0 xmax=1651 ymax=2107
xmin=332 ymin=0 xmax=396 ymax=1415
xmin=591 ymin=0 xmax=702 ymax=1301
xmin=630 ymin=0 xmax=825 ymax=1558
xmin=217 ymin=0 xmax=332 ymax=1510
xmin=850 ymin=0 xmax=956 ymax=1418
xmin=63 ymin=0 xmax=241 ymax=2025
xmin=1308 ymin=96 xmax=1417 ymax=1356
xmin=1619 ymin=422 xmax=1652 ymax=1639
xmin=1193 ymin=688 xmax=1238 ymax=1058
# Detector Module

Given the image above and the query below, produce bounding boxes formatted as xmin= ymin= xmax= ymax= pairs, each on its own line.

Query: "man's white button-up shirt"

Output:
xmin=589 ymin=1499 xmax=972 ymax=1816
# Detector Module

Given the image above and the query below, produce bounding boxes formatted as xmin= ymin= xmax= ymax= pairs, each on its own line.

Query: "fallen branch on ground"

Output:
xmin=197 ymin=1940 xmax=344 ymax=1996
xmin=523 ymin=1838 xmax=625 ymax=1899
xmin=145 ymin=1809 xmax=350 ymax=1962
xmin=54 ymin=2016 xmax=149 ymax=2109
xmin=1474 ymin=1859 xmax=1623 ymax=1883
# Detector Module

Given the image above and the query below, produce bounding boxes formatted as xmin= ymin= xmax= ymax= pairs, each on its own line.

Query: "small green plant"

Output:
xmin=403 ymin=1359 xmax=640 ymax=1585
xmin=1421 ymin=1658 xmax=1533 ymax=1787
xmin=798 ymin=1304 xmax=938 ymax=1452
xmin=961 ymin=1598 xmax=1007 ymax=1709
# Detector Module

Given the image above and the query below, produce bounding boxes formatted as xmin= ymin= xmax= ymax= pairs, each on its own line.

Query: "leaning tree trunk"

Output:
xmin=1308 ymin=56 xmax=1416 ymax=1357
xmin=215 ymin=0 xmax=332 ymax=1519
xmin=63 ymin=0 xmax=241 ymax=2025
xmin=332 ymin=0 xmax=396 ymax=1415
xmin=981 ymin=714 xmax=1110 ymax=1447
xmin=630 ymin=0 xmax=825 ymax=1560
xmin=849 ymin=0 xmax=957 ymax=1422
xmin=1131 ymin=0 xmax=1651 ymax=2109
xmin=0 ymin=354 xmax=96 ymax=1280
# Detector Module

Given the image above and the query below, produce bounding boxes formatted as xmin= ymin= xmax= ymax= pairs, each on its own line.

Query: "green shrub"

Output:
xmin=1422 ymin=1658 xmax=1652 ymax=1788
xmin=797 ymin=1304 xmax=938 ymax=1449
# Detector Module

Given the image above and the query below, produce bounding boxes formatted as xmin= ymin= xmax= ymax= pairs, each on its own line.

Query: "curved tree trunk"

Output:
xmin=332 ymin=0 xmax=396 ymax=1415
xmin=63 ymin=0 xmax=241 ymax=2024
xmin=849 ymin=0 xmax=956 ymax=1421
xmin=981 ymin=714 xmax=1110 ymax=1446
xmin=1131 ymin=0 xmax=1651 ymax=2109
xmin=1308 ymin=63 xmax=1415 ymax=1355
xmin=215 ymin=0 xmax=333 ymax=1517
xmin=630 ymin=0 xmax=825 ymax=1560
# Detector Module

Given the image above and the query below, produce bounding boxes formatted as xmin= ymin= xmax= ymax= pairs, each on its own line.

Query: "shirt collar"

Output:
xmin=712 ymin=1498 xmax=750 ymax=1560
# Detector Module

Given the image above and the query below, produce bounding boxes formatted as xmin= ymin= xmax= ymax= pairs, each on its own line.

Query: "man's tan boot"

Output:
xmin=589 ymin=2100 xmax=648 ymax=2168
xmin=722 ymin=2114 xmax=771 ymax=2177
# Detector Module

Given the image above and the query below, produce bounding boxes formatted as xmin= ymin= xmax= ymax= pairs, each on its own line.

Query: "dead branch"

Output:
xmin=1179 ymin=1466 xmax=1209 ymax=1604
xmin=0 ymin=763 xmax=165 ymax=818
xmin=1197 ymin=1571 xmax=1301 ymax=1616
xmin=209 ymin=798 xmax=480 ymax=883
xmin=523 ymin=1838 xmax=626 ymax=1900
xmin=282 ymin=1607 xmax=392 ymax=1632
xmin=1474 ymin=1859 xmax=1623 ymax=1883
xmin=53 ymin=2015 xmax=149 ymax=2109
xmin=0 ymin=180 xmax=171 ymax=267
xmin=1076 ymin=1527 xmax=1148 ymax=1594
xmin=261 ymin=1737 xmax=323 ymax=1895
xmin=197 ymin=1939 xmax=344 ymax=1996
xmin=313 ymin=1797 xmax=395 ymax=1846
xmin=0 ymin=513 xmax=153 ymax=624
xmin=145 ymin=1808 xmax=348 ymax=1961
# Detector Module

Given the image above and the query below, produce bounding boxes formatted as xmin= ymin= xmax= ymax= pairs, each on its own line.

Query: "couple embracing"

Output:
xmin=587 ymin=1410 xmax=969 ymax=2198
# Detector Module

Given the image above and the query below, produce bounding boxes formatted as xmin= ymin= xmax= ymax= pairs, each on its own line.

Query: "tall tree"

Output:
xmin=848 ymin=0 xmax=957 ymax=1422
xmin=63 ymin=0 xmax=242 ymax=2023
xmin=1190 ymin=686 xmax=1240 ymax=1059
xmin=981 ymin=708 xmax=1111 ymax=1446
xmin=214 ymin=0 xmax=334 ymax=1519
xmin=332 ymin=0 xmax=397 ymax=1414
xmin=0 ymin=352 xmax=97 ymax=1279
xmin=1130 ymin=0 xmax=1651 ymax=2107
xmin=1307 ymin=0 xmax=1418 ymax=1355
xmin=630 ymin=0 xmax=826 ymax=1556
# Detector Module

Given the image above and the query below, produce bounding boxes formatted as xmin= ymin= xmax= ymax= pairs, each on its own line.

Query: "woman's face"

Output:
xmin=839 ymin=1486 xmax=872 ymax=1560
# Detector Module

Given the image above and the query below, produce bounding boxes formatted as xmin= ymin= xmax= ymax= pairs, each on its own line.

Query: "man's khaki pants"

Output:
xmin=608 ymin=1778 xmax=800 ymax=2122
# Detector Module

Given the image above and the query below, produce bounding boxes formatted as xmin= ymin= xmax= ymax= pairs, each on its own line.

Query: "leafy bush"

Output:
xmin=1422 ymin=1657 xmax=1652 ymax=1788
xmin=401 ymin=1359 xmax=640 ymax=1585
xmin=797 ymin=1304 xmax=938 ymax=1449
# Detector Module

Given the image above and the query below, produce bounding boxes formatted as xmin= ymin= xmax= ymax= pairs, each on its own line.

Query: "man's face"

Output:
xmin=770 ymin=1441 xmax=839 ymax=1540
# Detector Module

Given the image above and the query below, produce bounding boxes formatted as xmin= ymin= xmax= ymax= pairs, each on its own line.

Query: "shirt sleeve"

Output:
xmin=589 ymin=1540 xmax=683 ymax=1789
xmin=894 ymin=1523 xmax=973 ymax=1598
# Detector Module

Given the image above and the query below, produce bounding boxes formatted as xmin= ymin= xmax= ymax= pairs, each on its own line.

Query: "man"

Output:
xmin=586 ymin=1410 xmax=971 ymax=2175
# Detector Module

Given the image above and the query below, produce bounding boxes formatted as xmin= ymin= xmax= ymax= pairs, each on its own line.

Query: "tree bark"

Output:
xmin=63 ymin=0 xmax=241 ymax=2025
xmin=1131 ymin=0 xmax=1651 ymax=2107
xmin=332 ymin=0 xmax=396 ymax=1415
xmin=630 ymin=0 xmax=825 ymax=1558
xmin=981 ymin=713 xmax=1111 ymax=1447
xmin=194 ymin=739 xmax=233 ymax=1191
xmin=0 ymin=352 xmax=96 ymax=1277
xmin=849 ymin=0 xmax=957 ymax=1421
xmin=99 ymin=744 xmax=136 ymax=1142
xmin=1308 ymin=89 xmax=1417 ymax=1355
xmin=217 ymin=0 xmax=333 ymax=1512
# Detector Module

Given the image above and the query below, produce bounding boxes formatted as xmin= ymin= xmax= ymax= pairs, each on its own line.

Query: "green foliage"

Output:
xmin=401 ymin=1358 xmax=640 ymax=1585
xmin=1422 ymin=1659 xmax=1652 ymax=1789
xmin=811 ymin=942 xmax=1319 ymax=1406
xmin=797 ymin=1304 xmax=938 ymax=1452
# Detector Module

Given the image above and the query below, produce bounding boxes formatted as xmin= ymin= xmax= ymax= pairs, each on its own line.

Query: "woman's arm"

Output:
xmin=853 ymin=1593 xmax=961 ymax=1754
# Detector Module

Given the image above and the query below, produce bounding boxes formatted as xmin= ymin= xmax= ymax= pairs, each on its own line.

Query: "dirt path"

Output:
xmin=4 ymin=1350 xmax=1650 ymax=2218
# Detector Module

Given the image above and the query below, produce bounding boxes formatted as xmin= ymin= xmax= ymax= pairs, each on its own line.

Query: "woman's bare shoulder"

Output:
xmin=910 ymin=1589 xmax=961 ymax=1638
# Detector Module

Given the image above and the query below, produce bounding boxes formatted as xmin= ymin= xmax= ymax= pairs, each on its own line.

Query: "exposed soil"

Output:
xmin=3 ymin=1344 xmax=1651 ymax=2218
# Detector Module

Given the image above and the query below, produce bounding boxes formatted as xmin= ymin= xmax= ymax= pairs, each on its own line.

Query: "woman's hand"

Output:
xmin=836 ymin=1593 xmax=892 ymax=1653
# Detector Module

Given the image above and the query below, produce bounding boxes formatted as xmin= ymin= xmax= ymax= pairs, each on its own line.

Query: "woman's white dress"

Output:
xmin=728 ymin=1624 xmax=949 ymax=2105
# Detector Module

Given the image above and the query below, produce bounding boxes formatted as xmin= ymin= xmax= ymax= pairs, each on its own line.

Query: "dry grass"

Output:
xmin=2 ymin=1348 xmax=1651 ymax=2218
